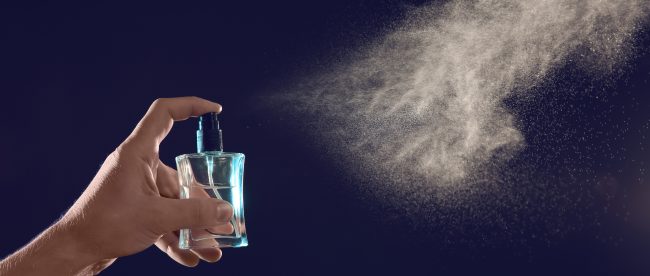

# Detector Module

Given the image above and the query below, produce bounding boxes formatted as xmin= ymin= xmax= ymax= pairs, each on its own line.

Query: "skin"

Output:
xmin=0 ymin=97 xmax=234 ymax=275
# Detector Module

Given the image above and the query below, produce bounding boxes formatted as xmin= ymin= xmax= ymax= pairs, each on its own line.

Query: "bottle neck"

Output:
xmin=197 ymin=129 xmax=223 ymax=153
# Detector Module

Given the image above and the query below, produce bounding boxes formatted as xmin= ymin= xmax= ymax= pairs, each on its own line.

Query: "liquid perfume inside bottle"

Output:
xmin=176 ymin=112 xmax=247 ymax=249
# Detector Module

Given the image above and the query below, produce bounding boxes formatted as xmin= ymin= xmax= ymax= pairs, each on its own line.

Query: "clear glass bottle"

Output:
xmin=176 ymin=112 xmax=248 ymax=249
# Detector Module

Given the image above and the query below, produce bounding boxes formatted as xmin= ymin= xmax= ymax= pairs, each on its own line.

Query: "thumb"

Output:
xmin=153 ymin=197 xmax=233 ymax=233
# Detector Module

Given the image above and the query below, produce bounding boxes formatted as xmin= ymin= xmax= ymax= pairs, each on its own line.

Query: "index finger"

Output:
xmin=127 ymin=97 xmax=222 ymax=154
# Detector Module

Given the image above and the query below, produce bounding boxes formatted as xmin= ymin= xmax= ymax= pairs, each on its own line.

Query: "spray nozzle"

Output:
xmin=197 ymin=112 xmax=223 ymax=152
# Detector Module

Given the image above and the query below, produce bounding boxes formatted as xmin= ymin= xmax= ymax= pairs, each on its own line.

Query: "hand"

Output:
xmin=0 ymin=97 xmax=234 ymax=275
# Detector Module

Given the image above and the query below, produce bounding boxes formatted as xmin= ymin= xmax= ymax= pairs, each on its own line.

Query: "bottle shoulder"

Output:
xmin=176 ymin=151 xmax=245 ymax=160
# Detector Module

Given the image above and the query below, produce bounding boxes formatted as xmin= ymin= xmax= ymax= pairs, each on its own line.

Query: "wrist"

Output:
xmin=0 ymin=221 xmax=101 ymax=276
xmin=44 ymin=222 xmax=101 ymax=274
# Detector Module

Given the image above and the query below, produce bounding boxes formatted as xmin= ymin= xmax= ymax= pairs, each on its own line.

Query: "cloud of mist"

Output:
xmin=275 ymin=0 xmax=647 ymax=195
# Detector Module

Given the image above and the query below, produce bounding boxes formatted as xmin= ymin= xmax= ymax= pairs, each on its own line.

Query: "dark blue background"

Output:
xmin=1 ymin=1 xmax=649 ymax=275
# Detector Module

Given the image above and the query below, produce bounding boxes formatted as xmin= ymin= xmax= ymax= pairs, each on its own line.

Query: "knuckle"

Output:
xmin=151 ymin=98 xmax=168 ymax=109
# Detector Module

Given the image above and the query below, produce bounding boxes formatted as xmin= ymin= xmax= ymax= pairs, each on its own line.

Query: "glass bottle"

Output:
xmin=176 ymin=112 xmax=247 ymax=249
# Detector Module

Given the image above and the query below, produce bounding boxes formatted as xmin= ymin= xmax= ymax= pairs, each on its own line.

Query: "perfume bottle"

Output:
xmin=176 ymin=112 xmax=247 ymax=249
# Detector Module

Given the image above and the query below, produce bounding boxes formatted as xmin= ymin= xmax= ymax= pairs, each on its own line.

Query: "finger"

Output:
xmin=180 ymin=232 xmax=223 ymax=260
xmin=153 ymin=197 xmax=234 ymax=233
xmin=188 ymin=223 xmax=235 ymax=242
xmin=156 ymin=161 xmax=180 ymax=199
xmin=128 ymin=97 xmax=222 ymax=155
xmin=155 ymin=232 xmax=200 ymax=267
xmin=191 ymin=239 xmax=223 ymax=263
xmin=206 ymin=223 xmax=235 ymax=235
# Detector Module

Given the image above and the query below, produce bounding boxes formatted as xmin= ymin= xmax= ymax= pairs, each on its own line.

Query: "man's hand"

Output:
xmin=0 ymin=97 xmax=233 ymax=275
